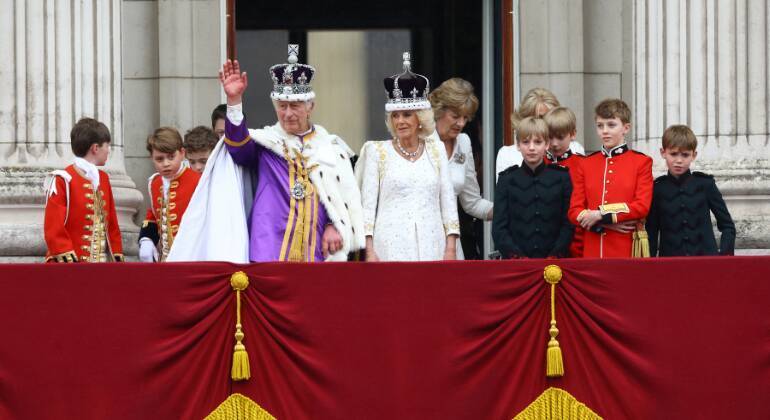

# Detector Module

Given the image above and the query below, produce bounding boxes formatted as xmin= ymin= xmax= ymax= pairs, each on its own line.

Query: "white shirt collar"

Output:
xmin=73 ymin=157 xmax=100 ymax=189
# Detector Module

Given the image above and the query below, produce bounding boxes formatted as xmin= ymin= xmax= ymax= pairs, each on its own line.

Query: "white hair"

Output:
xmin=271 ymin=99 xmax=315 ymax=111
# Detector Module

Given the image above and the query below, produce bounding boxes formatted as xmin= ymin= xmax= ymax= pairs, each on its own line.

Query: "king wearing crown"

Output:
xmin=168 ymin=46 xmax=364 ymax=262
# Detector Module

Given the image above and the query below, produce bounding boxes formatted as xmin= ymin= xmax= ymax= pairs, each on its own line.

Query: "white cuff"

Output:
xmin=227 ymin=103 xmax=244 ymax=125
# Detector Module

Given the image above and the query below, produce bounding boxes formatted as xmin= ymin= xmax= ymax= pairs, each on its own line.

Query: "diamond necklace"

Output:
xmin=396 ymin=137 xmax=422 ymax=160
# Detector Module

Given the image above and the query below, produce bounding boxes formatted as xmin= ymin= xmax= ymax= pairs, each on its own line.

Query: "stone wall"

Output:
xmin=520 ymin=0 xmax=769 ymax=252
xmin=0 ymin=0 xmax=143 ymax=262
xmin=631 ymin=0 xmax=770 ymax=251
xmin=123 ymin=0 xmax=224 ymax=227
xmin=519 ymin=0 xmax=634 ymax=151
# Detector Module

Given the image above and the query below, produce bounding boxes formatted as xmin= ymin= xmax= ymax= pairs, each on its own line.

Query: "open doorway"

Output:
xmin=234 ymin=0 xmax=483 ymax=152
xmin=234 ymin=0 xmax=492 ymax=259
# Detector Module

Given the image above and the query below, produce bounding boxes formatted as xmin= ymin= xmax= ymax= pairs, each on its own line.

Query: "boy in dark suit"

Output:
xmin=646 ymin=125 xmax=735 ymax=256
xmin=493 ymin=117 xmax=574 ymax=258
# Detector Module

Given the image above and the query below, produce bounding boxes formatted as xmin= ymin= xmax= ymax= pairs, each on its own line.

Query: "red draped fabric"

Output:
xmin=1 ymin=257 xmax=769 ymax=419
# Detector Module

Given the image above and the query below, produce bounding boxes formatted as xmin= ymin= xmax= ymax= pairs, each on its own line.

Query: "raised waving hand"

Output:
xmin=219 ymin=59 xmax=248 ymax=105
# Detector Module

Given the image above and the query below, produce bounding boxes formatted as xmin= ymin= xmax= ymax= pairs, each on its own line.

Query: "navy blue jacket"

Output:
xmin=492 ymin=162 xmax=574 ymax=258
xmin=646 ymin=171 xmax=735 ymax=256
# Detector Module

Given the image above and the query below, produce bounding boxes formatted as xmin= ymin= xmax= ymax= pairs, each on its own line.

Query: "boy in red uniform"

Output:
xmin=543 ymin=106 xmax=585 ymax=257
xmin=138 ymin=127 xmax=201 ymax=262
xmin=44 ymin=118 xmax=124 ymax=262
xmin=568 ymin=99 xmax=653 ymax=258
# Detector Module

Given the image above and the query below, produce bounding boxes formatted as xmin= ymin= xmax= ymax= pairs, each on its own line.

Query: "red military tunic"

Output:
xmin=141 ymin=167 xmax=200 ymax=261
xmin=44 ymin=165 xmax=124 ymax=262
xmin=568 ymin=144 xmax=653 ymax=258
xmin=546 ymin=149 xmax=585 ymax=257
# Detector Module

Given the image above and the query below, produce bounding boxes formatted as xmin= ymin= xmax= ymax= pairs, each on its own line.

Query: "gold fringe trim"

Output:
xmin=543 ymin=265 xmax=564 ymax=378
xmin=632 ymin=222 xmax=650 ymax=258
xmin=513 ymin=387 xmax=602 ymax=420
xmin=205 ymin=393 xmax=276 ymax=420
xmin=230 ymin=272 xmax=251 ymax=381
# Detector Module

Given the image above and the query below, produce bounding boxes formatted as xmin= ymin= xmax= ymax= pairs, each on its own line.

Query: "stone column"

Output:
xmin=518 ymin=0 xmax=635 ymax=150
xmin=519 ymin=0 xmax=587 ymax=146
xmin=632 ymin=0 xmax=770 ymax=251
xmin=0 ymin=0 xmax=142 ymax=262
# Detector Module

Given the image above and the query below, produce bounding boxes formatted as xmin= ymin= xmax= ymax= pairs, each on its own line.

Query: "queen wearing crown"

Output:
xmin=356 ymin=53 xmax=460 ymax=261
xmin=168 ymin=46 xmax=365 ymax=262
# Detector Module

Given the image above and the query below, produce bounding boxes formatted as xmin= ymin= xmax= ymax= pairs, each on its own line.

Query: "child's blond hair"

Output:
xmin=511 ymin=87 xmax=560 ymax=130
xmin=516 ymin=117 xmax=549 ymax=143
xmin=543 ymin=107 xmax=576 ymax=139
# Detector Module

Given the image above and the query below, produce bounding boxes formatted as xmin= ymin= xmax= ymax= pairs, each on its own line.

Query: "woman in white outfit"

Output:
xmin=358 ymin=53 xmax=460 ymax=261
xmin=428 ymin=78 xmax=492 ymax=259
xmin=495 ymin=87 xmax=585 ymax=179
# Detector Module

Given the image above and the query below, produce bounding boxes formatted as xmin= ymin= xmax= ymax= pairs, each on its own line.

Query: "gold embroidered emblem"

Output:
xmin=598 ymin=202 xmax=630 ymax=215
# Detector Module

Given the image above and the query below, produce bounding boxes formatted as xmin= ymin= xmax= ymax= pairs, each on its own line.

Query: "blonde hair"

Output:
xmin=428 ymin=77 xmax=479 ymax=121
xmin=662 ymin=125 xmax=698 ymax=151
xmin=511 ymin=87 xmax=560 ymax=130
xmin=516 ymin=117 xmax=549 ymax=143
xmin=385 ymin=109 xmax=435 ymax=139
xmin=146 ymin=127 xmax=183 ymax=154
xmin=543 ymin=107 xmax=577 ymax=139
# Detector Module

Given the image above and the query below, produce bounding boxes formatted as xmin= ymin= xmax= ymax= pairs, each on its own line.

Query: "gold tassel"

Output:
xmin=230 ymin=271 xmax=251 ymax=381
xmin=547 ymin=320 xmax=564 ymax=377
xmin=632 ymin=222 xmax=651 ymax=258
xmin=632 ymin=230 xmax=640 ymax=257
xmin=288 ymin=155 xmax=312 ymax=262
xmin=287 ymin=198 xmax=306 ymax=262
xmin=543 ymin=265 xmax=564 ymax=378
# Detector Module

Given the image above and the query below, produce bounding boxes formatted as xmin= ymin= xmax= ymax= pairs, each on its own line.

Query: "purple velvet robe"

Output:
xmin=225 ymin=118 xmax=329 ymax=262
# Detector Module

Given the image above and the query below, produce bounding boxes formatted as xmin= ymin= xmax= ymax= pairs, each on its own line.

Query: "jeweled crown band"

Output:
xmin=384 ymin=52 xmax=431 ymax=111
xmin=269 ymin=44 xmax=315 ymax=102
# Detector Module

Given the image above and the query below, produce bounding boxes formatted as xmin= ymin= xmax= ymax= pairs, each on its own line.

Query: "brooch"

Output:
xmin=290 ymin=182 xmax=307 ymax=200
xmin=453 ymin=153 xmax=466 ymax=164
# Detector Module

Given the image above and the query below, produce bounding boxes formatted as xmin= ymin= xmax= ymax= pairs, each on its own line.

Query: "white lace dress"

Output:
xmin=359 ymin=140 xmax=460 ymax=261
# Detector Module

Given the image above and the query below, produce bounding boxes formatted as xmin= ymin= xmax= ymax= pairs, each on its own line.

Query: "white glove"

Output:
xmin=139 ymin=238 xmax=159 ymax=262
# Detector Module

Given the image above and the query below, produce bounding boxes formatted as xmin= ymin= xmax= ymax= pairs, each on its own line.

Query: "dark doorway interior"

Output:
xmin=235 ymin=0 xmax=489 ymax=259
xmin=235 ymin=0 xmax=484 ymax=140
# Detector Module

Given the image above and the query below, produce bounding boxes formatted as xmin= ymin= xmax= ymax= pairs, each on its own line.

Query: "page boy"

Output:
xmin=183 ymin=125 xmax=218 ymax=173
xmin=138 ymin=127 xmax=201 ymax=262
xmin=44 ymin=118 xmax=124 ymax=262
xmin=568 ymin=98 xmax=653 ymax=258
xmin=493 ymin=117 xmax=574 ymax=258
xmin=646 ymin=125 xmax=735 ymax=256
xmin=543 ymin=106 xmax=585 ymax=257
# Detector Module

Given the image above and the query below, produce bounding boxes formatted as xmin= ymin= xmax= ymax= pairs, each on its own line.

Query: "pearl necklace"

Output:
xmin=396 ymin=137 xmax=423 ymax=161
